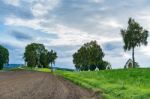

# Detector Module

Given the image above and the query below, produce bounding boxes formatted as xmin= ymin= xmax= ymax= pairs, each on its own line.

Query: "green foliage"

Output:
xmin=47 ymin=50 xmax=57 ymax=70
xmin=121 ymin=18 xmax=148 ymax=68
xmin=55 ymin=68 xmax=150 ymax=99
xmin=0 ymin=45 xmax=9 ymax=70
xmin=24 ymin=43 xmax=44 ymax=67
xmin=121 ymin=18 xmax=148 ymax=50
xmin=24 ymin=43 xmax=57 ymax=68
xmin=9 ymin=67 xmax=51 ymax=73
xmin=97 ymin=61 xmax=110 ymax=70
xmin=40 ymin=51 xmax=49 ymax=68
xmin=73 ymin=40 xmax=108 ymax=71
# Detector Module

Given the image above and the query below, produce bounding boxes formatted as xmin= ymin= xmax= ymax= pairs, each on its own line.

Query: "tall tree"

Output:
xmin=73 ymin=40 xmax=106 ymax=71
xmin=40 ymin=50 xmax=49 ymax=68
xmin=47 ymin=50 xmax=57 ymax=72
xmin=121 ymin=18 xmax=149 ymax=68
xmin=0 ymin=45 xmax=9 ymax=70
xmin=24 ymin=43 xmax=57 ymax=69
xmin=24 ymin=43 xmax=47 ymax=68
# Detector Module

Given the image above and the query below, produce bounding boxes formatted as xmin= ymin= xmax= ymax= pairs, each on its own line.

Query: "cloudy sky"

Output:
xmin=1 ymin=0 xmax=150 ymax=69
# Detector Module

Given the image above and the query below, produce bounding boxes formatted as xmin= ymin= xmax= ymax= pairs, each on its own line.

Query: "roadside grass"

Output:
xmin=55 ymin=68 xmax=150 ymax=99
xmin=34 ymin=68 xmax=51 ymax=72
xmin=0 ymin=70 xmax=4 ymax=72
xmin=8 ymin=66 xmax=51 ymax=73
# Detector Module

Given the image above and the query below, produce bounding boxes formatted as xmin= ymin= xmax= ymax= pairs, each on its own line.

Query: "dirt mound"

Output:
xmin=0 ymin=71 xmax=102 ymax=99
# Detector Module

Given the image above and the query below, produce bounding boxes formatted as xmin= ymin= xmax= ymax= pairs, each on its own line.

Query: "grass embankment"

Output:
xmin=10 ymin=67 xmax=51 ymax=73
xmin=55 ymin=68 xmax=150 ymax=99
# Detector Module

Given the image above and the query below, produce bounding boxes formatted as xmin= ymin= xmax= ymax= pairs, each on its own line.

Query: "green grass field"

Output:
xmin=55 ymin=68 xmax=150 ymax=99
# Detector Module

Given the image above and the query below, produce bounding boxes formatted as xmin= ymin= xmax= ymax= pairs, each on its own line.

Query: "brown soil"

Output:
xmin=0 ymin=71 xmax=102 ymax=99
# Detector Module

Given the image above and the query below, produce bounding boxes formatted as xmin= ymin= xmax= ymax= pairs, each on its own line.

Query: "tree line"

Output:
xmin=24 ymin=43 xmax=57 ymax=70
xmin=0 ymin=18 xmax=149 ymax=70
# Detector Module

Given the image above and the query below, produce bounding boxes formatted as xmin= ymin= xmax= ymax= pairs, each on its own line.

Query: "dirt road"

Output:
xmin=0 ymin=71 xmax=101 ymax=99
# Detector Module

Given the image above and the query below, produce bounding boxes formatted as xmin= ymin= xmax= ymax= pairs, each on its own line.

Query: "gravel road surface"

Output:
xmin=0 ymin=71 xmax=101 ymax=99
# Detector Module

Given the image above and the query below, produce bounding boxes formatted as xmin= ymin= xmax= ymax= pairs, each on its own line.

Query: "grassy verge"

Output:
xmin=34 ymin=68 xmax=51 ymax=72
xmin=9 ymin=66 xmax=51 ymax=73
xmin=55 ymin=68 xmax=150 ymax=99
xmin=0 ymin=70 xmax=4 ymax=72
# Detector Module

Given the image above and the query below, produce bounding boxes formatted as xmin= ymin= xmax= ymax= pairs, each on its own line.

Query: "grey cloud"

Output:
xmin=0 ymin=1 xmax=33 ymax=22
xmin=48 ymin=0 xmax=150 ymax=37
xmin=0 ymin=42 xmax=24 ymax=64
xmin=103 ymin=41 xmax=123 ymax=51
xmin=47 ymin=45 xmax=80 ymax=52
xmin=0 ymin=42 xmax=17 ymax=50
xmin=46 ymin=45 xmax=80 ymax=59
xmin=10 ymin=31 xmax=33 ymax=41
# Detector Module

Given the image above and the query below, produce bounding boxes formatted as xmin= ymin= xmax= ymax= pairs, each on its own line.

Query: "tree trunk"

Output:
xmin=132 ymin=47 xmax=135 ymax=68
xmin=51 ymin=63 xmax=53 ymax=73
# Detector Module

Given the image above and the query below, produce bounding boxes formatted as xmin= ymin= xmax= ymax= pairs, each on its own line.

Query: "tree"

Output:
xmin=97 ymin=61 xmax=110 ymax=70
xmin=24 ymin=43 xmax=45 ymax=68
xmin=24 ymin=43 xmax=57 ymax=69
xmin=103 ymin=61 xmax=111 ymax=69
xmin=121 ymin=18 xmax=148 ymax=68
xmin=0 ymin=45 xmax=9 ymax=70
xmin=73 ymin=46 xmax=89 ymax=71
xmin=24 ymin=43 xmax=46 ymax=68
xmin=40 ymin=50 xmax=49 ymax=68
xmin=47 ymin=50 xmax=57 ymax=72
xmin=73 ymin=40 xmax=106 ymax=71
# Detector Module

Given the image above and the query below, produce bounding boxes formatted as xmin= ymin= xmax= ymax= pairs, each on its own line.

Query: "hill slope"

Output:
xmin=55 ymin=68 xmax=150 ymax=99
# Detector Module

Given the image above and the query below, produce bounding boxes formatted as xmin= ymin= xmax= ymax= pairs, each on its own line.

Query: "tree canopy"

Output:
xmin=73 ymin=40 xmax=109 ymax=71
xmin=0 ymin=45 xmax=9 ymax=70
xmin=24 ymin=43 xmax=57 ymax=68
xmin=47 ymin=50 xmax=57 ymax=71
xmin=121 ymin=18 xmax=149 ymax=68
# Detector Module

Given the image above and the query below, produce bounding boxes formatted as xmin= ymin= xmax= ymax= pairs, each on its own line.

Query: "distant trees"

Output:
xmin=24 ymin=43 xmax=57 ymax=68
xmin=0 ymin=45 xmax=9 ymax=70
xmin=121 ymin=18 xmax=149 ymax=68
xmin=73 ymin=41 xmax=110 ymax=71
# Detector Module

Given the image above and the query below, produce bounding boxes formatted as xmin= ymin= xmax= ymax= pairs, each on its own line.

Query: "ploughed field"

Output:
xmin=0 ymin=71 xmax=101 ymax=99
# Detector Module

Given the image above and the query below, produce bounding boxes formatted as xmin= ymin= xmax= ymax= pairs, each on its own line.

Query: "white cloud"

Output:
xmin=136 ymin=11 xmax=150 ymax=31
xmin=100 ymin=19 xmax=122 ymax=28
xmin=4 ymin=16 xmax=122 ymax=47
xmin=32 ymin=3 xmax=49 ymax=17
xmin=2 ymin=0 xmax=20 ymax=6
xmin=140 ymin=45 xmax=150 ymax=55
xmin=90 ymin=0 xmax=104 ymax=3
xmin=31 ymin=0 xmax=59 ymax=17
xmin=0 ymin=37 xmax=26 ymax=48
xmin=4 ymin=16 xmax=43 ymax=30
